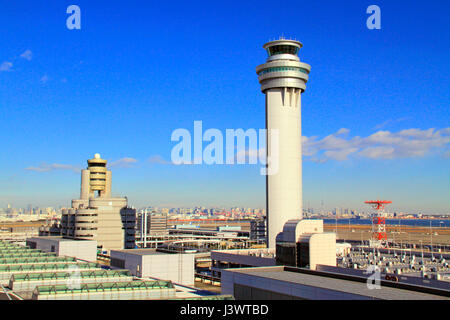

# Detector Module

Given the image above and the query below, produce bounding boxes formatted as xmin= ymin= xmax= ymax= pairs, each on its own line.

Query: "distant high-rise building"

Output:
xmin=137 ymin=210 xmax=168 ymax=248
xmin=60 ymin=154 xmax=136 ymax=251
xmin=333 ymin=208 xmax=341 ymax=216
xmin=250 ymin=217 xmax=267 ymax=244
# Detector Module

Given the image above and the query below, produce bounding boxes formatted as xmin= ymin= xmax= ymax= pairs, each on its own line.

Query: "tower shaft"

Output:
xmin=266 ymin=88 xmax=303 ymax=248
xmin=257 ymin=39 xmax=311 ymax=248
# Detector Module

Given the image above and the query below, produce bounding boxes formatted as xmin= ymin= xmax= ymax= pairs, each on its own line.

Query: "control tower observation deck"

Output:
xmin=256 ymin=39 xmax=311 ymax=248
xmin=80 ymin=153 xmax=112 ymax=200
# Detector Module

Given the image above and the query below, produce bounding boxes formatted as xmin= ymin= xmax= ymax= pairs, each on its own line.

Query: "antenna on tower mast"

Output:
xmin=364 ymin=200 xmax=392 ymax=248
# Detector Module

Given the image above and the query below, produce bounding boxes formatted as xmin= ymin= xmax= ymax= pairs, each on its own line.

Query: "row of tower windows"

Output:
xmin=258 ymin=66 xmax=309 ymax=76
xmin=89 ymin=163 xmax=106 ymax=167
xmin=267 ymin=45 xmax=299 ymax=56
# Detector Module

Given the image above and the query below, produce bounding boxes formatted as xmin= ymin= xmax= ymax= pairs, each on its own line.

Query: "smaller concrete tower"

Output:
xmin=62 ymin=154 xmax=136 ymax=252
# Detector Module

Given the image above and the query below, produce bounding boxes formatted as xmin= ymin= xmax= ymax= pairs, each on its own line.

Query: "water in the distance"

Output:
xmin=320 ymin=218 xmax=450 ymax=228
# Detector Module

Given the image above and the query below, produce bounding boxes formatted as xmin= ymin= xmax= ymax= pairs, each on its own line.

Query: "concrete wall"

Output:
xmin=309 ymin=233 xmax=336 ymax=270
xmin=110 ymin=250 xmax=195 ymax=286
xmin=26 ymin=237 xmax=97 ymax=262
xmin=141 ymin=254 xmax=194 ymax=286
xmin=110 ymin=250 xmax=142 ymax=275
xmin=59 ymin=240 xmax=97 ymax=262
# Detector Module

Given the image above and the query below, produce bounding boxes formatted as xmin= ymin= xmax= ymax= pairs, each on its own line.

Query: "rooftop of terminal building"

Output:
xmin=213 ymin=248 xmax=275 ymax=258
xmin=222 ymin=265 xmax=450 ymax=300
xmin=28 ymin=236 xmax=93 ymax=242
xmin=112 ymin=248 xmax=195 ymax=256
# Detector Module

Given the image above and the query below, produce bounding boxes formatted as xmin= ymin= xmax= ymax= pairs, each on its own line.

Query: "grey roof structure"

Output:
xmin=224 ymin=266 xmax=449 ymax=300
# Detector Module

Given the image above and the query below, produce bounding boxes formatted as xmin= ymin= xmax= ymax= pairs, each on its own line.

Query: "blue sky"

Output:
xmin=0 ymin=0 xmax=449 ymax=213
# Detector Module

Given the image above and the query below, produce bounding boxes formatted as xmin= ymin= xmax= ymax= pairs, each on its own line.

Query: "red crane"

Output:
xmin=364 ymin=200 xmax=392 ymax=247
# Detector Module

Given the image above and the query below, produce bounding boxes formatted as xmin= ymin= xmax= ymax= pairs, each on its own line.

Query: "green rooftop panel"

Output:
xmin=34 ymin=280 xmax=174 ymax=295
xmin=0 ymin=252 xmax=56 ymax=259
xmin=0 ymin=248 xmax=43 ymax=254
xmin=0 ymin=256 xmax=76 ymax=265
xmin=12 ymin=269 xmax=131 ymax=282
xmin=0 ymin=262 xmax=99 ymax=272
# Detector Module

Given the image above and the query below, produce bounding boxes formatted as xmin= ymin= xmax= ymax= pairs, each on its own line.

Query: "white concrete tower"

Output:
xmin=80 ymin=153 xmax=112 ymax=200
xmin=256 ymin=38 xmax=311 ymax=248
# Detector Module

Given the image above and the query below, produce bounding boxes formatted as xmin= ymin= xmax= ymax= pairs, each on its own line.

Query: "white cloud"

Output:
xmin=335 ymin=128 xmax=350 ymax=136
xmin=303 ymin=127 xmax=450 ymax=162
xmin=324 ymin=148 xmax=359 ymax=161
xmin=374 ymin=117 xmax=410 ymax=130
xmin=25 ymin=163 xmax=80 ymax=173
xmin=109 ymin=157 xmax=138 ymax=168
xmin=358 ymin=146 xmax=396 ymax=159
xmin=26 ymin=157 xmax=139 ymax=172
xmin=20 ymin=49 xmax=33 ymax=61
xmin=232 ymin=147 xmax=265 ymax=164
xmin=148 ymin=155 xmax=170 ymax=165
xmin=173 ymin=156 xmax=204 ymax=165
xmin=40 ymin=74 xmax=49 ymax=83
xmin=0 ymin=61 xmax=13 ymax=72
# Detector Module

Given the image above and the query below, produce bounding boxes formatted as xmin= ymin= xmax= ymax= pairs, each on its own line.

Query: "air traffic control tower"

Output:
xmin=80 ymin=153 xmax=112 ymax=199
xmin=256 ymin=39 xmax=311 ymax=248
xmin=61 ymin=154 xmax=136 ymax=251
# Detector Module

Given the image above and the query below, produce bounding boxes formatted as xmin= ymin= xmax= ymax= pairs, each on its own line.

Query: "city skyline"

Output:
xmin=1 ymin=202 xmax=447 ymax=218
xmin=1 ymin=1 xmax=449 ymax=213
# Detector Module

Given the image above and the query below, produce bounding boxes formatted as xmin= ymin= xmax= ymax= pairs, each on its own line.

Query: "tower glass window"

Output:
xmin=89 ymin=163 xmax=106 ymax=167
xmin=267 ymin=45 xmax=299 ymax=56
xmin=258 ymin=67 xmax=309 ymax=76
